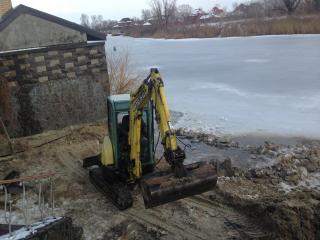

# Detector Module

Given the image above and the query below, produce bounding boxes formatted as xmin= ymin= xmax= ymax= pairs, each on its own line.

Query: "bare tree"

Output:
xmin=150 ymin=0 xmax=177 ymax=31
xmin=282 ymin=0 xmax=302 ymax=14
xmin=97 ymin=15 xmax=104 ymax=30
xmin=162 ymin=0 xmax=177 ymax=30
xmin=232 ymin=2 xmax=239 ymax=11
xmin=247 ymin=2 xmax=265 ymax=18
xmin=80 ymin=13 xmax=90 ymax=27
xmin=150 ymin=0 xmax=164 ymax=30
xmin=81 ymin=14 xmax=118 ymax=31
xmin=90 ymin=15 xmax=98 ymax=29
xmin=271 ymin=0 xmax=302 ymax=14
xmin=177 ymin=4 xmax=193 ymax=23
xmin=141 ymin=9 xmax=152 ymax=21
xmin=102 ymin=20 xmax=117 ymax=30
xmin=90 ymin=14 xmax=104 ymax=31
xmin=107 ymin=50 xmax=140 ymax=94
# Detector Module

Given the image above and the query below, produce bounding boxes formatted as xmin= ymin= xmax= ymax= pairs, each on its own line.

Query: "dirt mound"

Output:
xmin=102 ymin=219 xmax=167 ymax=240
xmin=212 ymin=138 xmax=320 ymax=240
xmin=215 ymin=177 xmax=320 ymax=240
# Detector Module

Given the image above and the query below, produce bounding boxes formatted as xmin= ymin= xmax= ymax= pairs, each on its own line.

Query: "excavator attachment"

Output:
xmin=140 ymin=162 xmax=217 ymax=208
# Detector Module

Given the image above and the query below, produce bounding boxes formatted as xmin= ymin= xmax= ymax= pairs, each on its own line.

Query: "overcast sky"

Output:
xmin=12 ymin=0 xmax=246 ymax=23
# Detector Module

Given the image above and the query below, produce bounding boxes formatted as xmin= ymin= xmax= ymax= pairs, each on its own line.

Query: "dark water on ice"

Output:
xmin=106 ymin=35 xmax=320 ymax=138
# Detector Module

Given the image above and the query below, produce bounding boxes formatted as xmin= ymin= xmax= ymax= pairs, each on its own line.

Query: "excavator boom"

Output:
xmin=129 ymin=68 xmax=217 ymax=207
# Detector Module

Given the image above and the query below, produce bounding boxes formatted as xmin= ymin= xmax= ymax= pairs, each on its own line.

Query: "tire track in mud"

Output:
xmin=123 ymin=206 xmax=208 ymax=240
xmin=121 ymin=197 xmax=237 ymax=240
xmin=187 ymin=196 xmax=269 ymax=239
xmin=120 ymin=195 xmax=268 ymax=240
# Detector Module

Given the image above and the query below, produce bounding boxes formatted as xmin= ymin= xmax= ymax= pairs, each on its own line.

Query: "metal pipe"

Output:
xmin=50 ymin=177 xmax=55 ymax=217
xmin=4 ymin=185 xmax=9 ymax=224
xmin=22 ymin=182 xmax=30 ymax=229
xmin=4 ymin=186 xmax=12 ymax=236
xmin=38 ymin=181 xmax=44 ymax=221
xmin=9 ymin=199 xmax=12 ymax=236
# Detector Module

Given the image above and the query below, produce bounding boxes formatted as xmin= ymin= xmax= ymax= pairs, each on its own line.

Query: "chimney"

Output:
xmin=0 ymin=0 xmax=12 ymax=18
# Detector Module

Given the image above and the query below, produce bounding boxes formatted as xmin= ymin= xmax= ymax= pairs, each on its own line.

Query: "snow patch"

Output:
xmin=0 ymin=217 xmax=62 ymax=240
xmin=279 ymin=172 xmax=320 ymax=193
xmin=279 ymin=182 xmax=295 ymax=193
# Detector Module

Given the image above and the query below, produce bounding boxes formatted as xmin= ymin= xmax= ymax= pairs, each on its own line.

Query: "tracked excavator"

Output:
xmin=83 ymin=68 xmax=217 ymax=210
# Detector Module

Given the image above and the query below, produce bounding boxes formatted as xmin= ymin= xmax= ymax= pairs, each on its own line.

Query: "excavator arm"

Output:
xmin=128 ymin=68 xmax=186 ymax=180
xmin=128 ymin=69 xmax=217 ymax=208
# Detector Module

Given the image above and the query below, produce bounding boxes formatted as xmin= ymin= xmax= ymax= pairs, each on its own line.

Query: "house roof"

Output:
xmin=0 ymin=4 xmax=106 ymax=41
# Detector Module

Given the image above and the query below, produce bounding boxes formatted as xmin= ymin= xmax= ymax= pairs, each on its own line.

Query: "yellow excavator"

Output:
xmin=83 ymin=68 xmax=217 ymax=210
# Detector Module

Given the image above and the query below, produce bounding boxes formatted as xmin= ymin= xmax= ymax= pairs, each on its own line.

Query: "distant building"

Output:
xmin=200 ymin=14 xmax=213 ymax=23
xmin=110 ymin=24 xmax=123 ymax=35
xmin=119 ymin=18 xmax=134 ymax=28
xmin=143 ymin=22 xmax=152 ymax=26
xmin=192 ymin=8 xmax=206 ymax=17
xmin=210 ymin=7 xmax=225 ymax=17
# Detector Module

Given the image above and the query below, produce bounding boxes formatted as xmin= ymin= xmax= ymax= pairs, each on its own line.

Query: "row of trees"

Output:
xmin=263 ymin=0 xmax=319 ymax=15
xmin=80 ymin=0 xmax=320 ymax=32
xmin=141 ymin=1 xmax=198 ymax=31
xmin=80 ymin=0 xmax=198 ymax=32
xmin=234 ymin=0 xmax=320 ymax=17
xmin=140 ymin=0 xmax=319 ymax=31
xmin=148 ymin=0 xmax=178 ymax=31
xmin=80 ymin=14 xmax=117 ymax=31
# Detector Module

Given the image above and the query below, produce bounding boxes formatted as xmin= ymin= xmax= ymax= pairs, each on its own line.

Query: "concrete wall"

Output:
xmin=0 ymin=42 xmax=109 ymax=137
xmin=0 ymin=14 xmax=87 ymax=51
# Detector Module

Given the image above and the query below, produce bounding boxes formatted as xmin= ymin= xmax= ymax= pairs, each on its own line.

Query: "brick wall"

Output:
xmin=0 ymin=42 xmax=109 ymax=137
xmin=0 ymin=0 xmax=12 ymax=17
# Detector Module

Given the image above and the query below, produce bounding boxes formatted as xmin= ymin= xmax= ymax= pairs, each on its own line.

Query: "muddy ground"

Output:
xmin=0 ymin=123 xmax=319 ymax=240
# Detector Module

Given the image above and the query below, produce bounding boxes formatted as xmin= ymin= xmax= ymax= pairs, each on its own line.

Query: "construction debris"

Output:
xmin=0 ymin=123 xmax=319 ymax=239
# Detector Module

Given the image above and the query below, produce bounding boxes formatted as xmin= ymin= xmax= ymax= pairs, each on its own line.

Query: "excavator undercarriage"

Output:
xmin=84 ymin=155 xmax=217 ymax=210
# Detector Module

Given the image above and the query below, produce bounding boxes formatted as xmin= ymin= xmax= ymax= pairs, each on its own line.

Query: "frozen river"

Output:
xmin=106 ymin=35 xmax=320 ymax=138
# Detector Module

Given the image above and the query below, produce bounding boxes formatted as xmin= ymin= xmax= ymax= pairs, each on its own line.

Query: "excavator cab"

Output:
xmin=106 ymin=94 xmax=155 ymax=175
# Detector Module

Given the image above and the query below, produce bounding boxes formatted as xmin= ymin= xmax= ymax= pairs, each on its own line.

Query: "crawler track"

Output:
xmin=89 ymin=168 xmax=133 ymax=210
xmin=187 ymin=196 xmax=269 ymax=239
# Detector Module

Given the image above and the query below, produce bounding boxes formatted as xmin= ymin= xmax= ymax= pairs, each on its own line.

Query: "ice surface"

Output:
xmin=106 ymin=35 xmax=320 ymax=138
